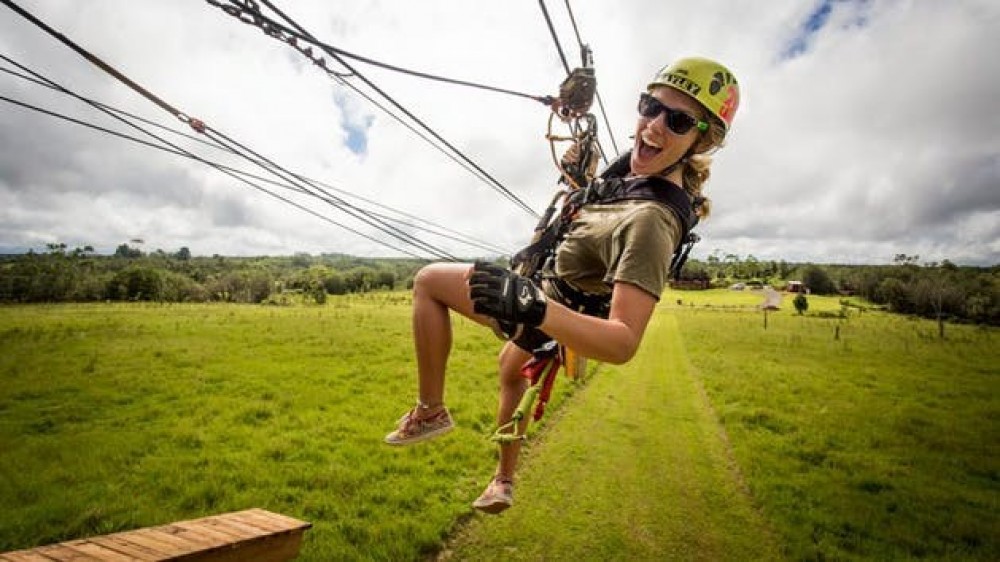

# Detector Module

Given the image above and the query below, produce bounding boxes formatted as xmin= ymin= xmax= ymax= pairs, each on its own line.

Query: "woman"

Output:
xmin=385 ymin=57 xmax=740 ymax=514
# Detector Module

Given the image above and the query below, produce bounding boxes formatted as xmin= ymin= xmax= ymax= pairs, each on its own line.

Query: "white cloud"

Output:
xmin=1 ymin=0 xmax=997 ymax=265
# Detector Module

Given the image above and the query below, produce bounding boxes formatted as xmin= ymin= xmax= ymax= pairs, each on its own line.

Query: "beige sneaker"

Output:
xmin=472 ymin=475 xmax=514 ymax=514
xmin=384 ymin=406 xmax=454 ymax=446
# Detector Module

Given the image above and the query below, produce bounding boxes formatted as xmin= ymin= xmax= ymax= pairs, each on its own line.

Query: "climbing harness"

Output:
xmin=490 ymin=341 xmax=562 ymax=443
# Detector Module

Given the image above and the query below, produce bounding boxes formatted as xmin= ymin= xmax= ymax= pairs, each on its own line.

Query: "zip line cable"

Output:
xmin=0 ymin=60 xmax=434 ymax=260
xmin=537 ymin=0 xmax=609 ymax=166
xmin=0 ymin=55 xmax=508 ymax=214
xmin=0 ymin=65 xmax=232 ymax=154
xmin=202 ymin=7 xmax=522 ymax=209
xmin=0 ymin=91 xmax=510 ymax=255
xmin=0 ymin=55 xmax=455 ymax=262
xmin=538 ymin=0 xmax=571 ymax=76
xmin=198 ymin=126 xmax=461 ymax=260
xmin=254 ymin=0 xmax=539 ymax=219
xmin=0 ymin=60 xmax=510 ymax=256
xmin=206 ymin=0 xmax=553 ymax=106
xmin=213 ymin=0 xmax=539 ymax=218
xmin=0 ymin=17 xmax=459 ymax=261
xmin=324 ymin=73 xmax=506 ymax=200
xmin=563 ymin=0 xmax=620 ymax=157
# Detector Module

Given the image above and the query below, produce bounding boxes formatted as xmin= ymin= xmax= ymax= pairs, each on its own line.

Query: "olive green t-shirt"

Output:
xmin=552 ymin=200 xmax=682 ymax=300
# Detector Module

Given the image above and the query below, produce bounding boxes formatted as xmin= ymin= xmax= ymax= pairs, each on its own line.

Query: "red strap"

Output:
xmin=533 ymin=355 xmax=562 ymax=421
xmin=519 ymin=355 xmax=550 ymax=384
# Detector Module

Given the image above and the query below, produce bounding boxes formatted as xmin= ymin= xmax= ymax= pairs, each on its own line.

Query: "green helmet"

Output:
xmin=648 ymin=57 xmax=740 ymax=131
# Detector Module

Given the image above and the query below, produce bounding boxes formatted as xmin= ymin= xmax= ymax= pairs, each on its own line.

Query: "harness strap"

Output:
xmin=586 ymin=175 xmax=695 ymax=236
xmin=548 ymin=276 xmax=611 ymax=318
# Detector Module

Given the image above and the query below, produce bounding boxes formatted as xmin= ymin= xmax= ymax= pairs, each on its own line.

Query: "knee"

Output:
xmin=498 ymin=345 xmax=528 ymax=387
xmin=412 ymin=263 xmax=442 ymax=298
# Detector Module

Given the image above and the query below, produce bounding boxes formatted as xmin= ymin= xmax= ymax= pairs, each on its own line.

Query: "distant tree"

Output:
xmin=107 ymin=266 xmax=163 ymax=301
xmin=346 ymin=266 xmax=377 ymax=292
xmin=175 ymin=247 xmax=192 ymax=261
xmin=723 ymin=253 xmax=740 ymax=279
xmin=375 ymin=269 xmax=397 ymax=290
xmin=793 ymin=293 xmax=809 ymax=315
xmin=323 ymin=271 xmax=347 ymax=295
xmin=801 ymin=265 xmax=837 ymax=295
xmin=877 ymin=277 xmax=911 ymax=313
xmin=311 ymin=286 xmax=327 ymax=304
xmin=778 ymin=260 xmax=791 ymax=279
xmin=114 ymin=243 xmax=142 ymax=259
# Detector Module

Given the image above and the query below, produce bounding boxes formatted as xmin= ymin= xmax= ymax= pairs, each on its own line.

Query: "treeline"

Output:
xmin=679 ymin=253 xmax=998 ymax=325
xmin=3 ymin=244 xmax=997 ymax=325
xmin=0 ymin=243 xmax=429 ymax=305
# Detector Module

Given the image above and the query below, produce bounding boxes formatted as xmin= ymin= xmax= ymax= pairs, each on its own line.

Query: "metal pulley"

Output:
xmin=554 ymin=66 xmax=596 ymax=118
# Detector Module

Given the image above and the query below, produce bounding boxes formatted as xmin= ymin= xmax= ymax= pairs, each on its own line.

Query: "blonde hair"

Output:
xmin=681 ymin=115 xmax=726 ymax=220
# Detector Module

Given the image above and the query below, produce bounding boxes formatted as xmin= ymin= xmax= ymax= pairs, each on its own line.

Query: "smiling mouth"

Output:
xmin=637 ymin=131 xmax=663 ymax=161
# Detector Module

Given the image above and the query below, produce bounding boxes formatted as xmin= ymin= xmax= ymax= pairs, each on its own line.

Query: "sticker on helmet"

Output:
xmin=664 ymin=73 xmax=701 ymax=96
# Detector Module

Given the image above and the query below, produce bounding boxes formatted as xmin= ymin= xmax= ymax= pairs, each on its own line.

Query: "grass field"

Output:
xmin=666 ymin=289 xmax=999 ymax=560
xmin=1 ymin=290 xmax=997 ymax=560
xmin=0 ymin=295 xmax=522 ymax=560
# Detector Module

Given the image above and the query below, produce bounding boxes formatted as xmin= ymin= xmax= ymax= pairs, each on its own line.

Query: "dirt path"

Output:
xmin=443 ymin=313 xmax=783 ymax=561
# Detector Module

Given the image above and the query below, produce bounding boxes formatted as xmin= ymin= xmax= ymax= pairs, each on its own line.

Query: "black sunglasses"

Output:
xmin=637 ymin=93 xmax=708 ymax=135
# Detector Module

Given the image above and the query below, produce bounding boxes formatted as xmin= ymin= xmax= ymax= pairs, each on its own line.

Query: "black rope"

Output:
xmin=1 ymin=61 xmax=511 ymax=255
xmin=0 ymin=30 xmax=456 ymax=260
xmin=220 ymin=0 xmax=540 ymax=218
xmin=0 ymin=62 xmax=435 ymax=260
xmin=321 ymin=68 xmax=509 ymax=203
xmin=200 ymin=126 xmax=460 ymax=260
xmin=258 ymin=0 xmax=539 ymax=218
xmin=0 ymin=93 xmax=421 ymax=257
xmin=207 ymin=0 xmax=552 ymax=105
xmin=562 ymin=0 xmax=619 ymax=158
xmin=0 ymin=65 xmax=224 ymax=153
xmin=538 ymin=0 xmax=571 ymax=76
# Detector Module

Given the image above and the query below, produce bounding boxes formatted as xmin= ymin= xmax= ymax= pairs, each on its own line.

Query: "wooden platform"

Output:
xmin=0 ymin=508 xmax=311 ymax=561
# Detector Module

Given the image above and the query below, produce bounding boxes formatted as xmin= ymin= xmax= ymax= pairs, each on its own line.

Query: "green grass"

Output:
xmin=0 ymin=296 xmax=517 ymax=560
xmin=446 ymin=313 xmax=783 ymax=561
xmin=1 ymin=290 xmax=997 ymax=560
xmin=667 ymin=289 xmax=999 ymax=560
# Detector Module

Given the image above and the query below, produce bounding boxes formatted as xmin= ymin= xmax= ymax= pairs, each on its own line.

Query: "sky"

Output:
xmin=1 ymin=0 xmax=998 ymax=266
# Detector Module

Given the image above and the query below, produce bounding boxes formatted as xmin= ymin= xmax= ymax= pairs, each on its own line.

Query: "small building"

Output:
xmin=786 ymin=281 xmax=804 ymax=293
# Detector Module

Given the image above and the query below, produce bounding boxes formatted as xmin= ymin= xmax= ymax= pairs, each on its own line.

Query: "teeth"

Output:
xmin=641 ymin=131 xmax=662 ymax=149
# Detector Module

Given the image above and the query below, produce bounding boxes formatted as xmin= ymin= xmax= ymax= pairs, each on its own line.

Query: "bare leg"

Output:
xmin=495 ymin=341 xmax=532 ymax=478
xmin=410 ymin=263 xmax=486 ymax=415
xmin=409 ymin=263 xmax=532 ymax=482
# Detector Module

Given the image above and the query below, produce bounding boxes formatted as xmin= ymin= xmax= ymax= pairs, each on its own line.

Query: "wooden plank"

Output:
xmin=33 ymin=544 xmax=101 ymax=561
xmin=61 ymin=541 xmax=135 ymax=562
xmin=237 ymin=509 xmax=312 ymax=531
xmin=198 ymin=518 xmax=268 ymax=542
xmin=179 ymin=519 xmax=248 ymax=541
xmin=165 ymin=522 xmax=238 ymax=545
xmin=175 ymin=532 xmax=304 ymax=562
xmin=1 ymin=510 xmax=311 ymax=562
xmin=102 ymin=532 xmax=180 ymax=558
xmin=127 ymin=530 xmax=200 ymax=555
xmin=152 ymin=525 xmax=223 ymax=550
xmin=224 ymin=512 xmax=288 ymax=534
xmin=86 ymin=536 xmax=161 ymax=561
xmin=1 ymin=551 xmax=58 ymax=562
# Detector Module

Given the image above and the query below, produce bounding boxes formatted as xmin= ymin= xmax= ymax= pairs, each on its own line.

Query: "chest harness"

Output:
xmin=492 ymin=153 xmax=701 ymax=443
xmin=511 ymin=149 xmax=701 ymax=318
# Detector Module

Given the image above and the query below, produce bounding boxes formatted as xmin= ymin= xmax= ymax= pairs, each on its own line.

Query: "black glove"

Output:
xmin=469 ymin=261 xmax=548 ymax=340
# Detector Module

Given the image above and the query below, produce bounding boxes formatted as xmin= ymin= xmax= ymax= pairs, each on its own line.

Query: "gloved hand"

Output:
xmin=469 ymin=261 xmax=548 ymax=340
xmin=560 ymin=141 xmax=599 ymax=185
